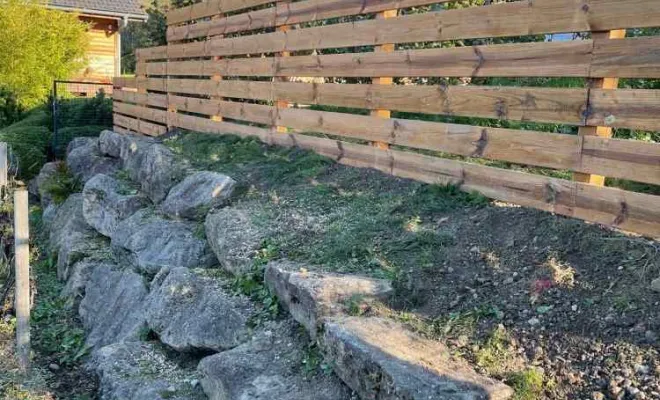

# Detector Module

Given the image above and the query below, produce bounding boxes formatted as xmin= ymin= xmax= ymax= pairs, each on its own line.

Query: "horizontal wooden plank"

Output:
xmin=113 ymin=102 xmax=168 ymax=125
xmin=155 ymin=0 xmax=660 ymax=60
xmin=157 ymin=78 xmax=588 ymax=126
xmin=142 ymin=78 xmax=660 ymax=131
xmin=168 ymin=0 xmax=449 ymax=42
xmin=145 ymin=37 xmax=660 ymax=78
xmin=146 ymin=40 xmax=594 ymax=77
xmin=167 ymin=0 xmax=274 ymax=26
xmin=113 ymin=113 xmax=167 ymax=137
xmin=113 ymin=125 xmax=131 ymax=135
xmin=165 ymin=113 xmax=660 ymax=237
xmin=588 ymin=89 xmax=660 ymax=131
xmin=113 ymin=77 xmax=137 ymax=89
xmin=114 ymin=89 xmax=167 ymax=108
xmin=591 ymin=36 xmax=660 ymax=78
xmin=118 ymin=92 xmax=660 ymax=185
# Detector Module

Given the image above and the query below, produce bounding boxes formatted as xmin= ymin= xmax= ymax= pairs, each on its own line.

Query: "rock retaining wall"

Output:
xmin=32 ymin=130 xmax=513 ymax=400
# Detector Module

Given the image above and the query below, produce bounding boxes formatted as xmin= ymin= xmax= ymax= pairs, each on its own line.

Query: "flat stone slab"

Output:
xmin=265 ymin=260 xmax=393 ymax=338
xmin=93 ymin=341 xmax=206 ymax=400
xmin=146 ymin=267 xmax=253 ymax=353
xmin=198 ymin=320 xmax=354 ymax=400
xmin=205 ymin=206 xmax=269 ymax=276
xmin=161 ymin=171 xmax=236 ymax=220
xmin=322 ymin=317 xmax=513 ymax=400
xmin=112 ymin=209 xmax=217 ymax=274
xmin=83 ymin=174 xmax=147 ymax=237
xmin=79 ymin=264 xmax=148 ymax=350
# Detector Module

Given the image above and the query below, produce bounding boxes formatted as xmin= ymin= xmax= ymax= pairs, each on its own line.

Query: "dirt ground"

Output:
xmin=169 ymin=132 xmax=660 ymax=400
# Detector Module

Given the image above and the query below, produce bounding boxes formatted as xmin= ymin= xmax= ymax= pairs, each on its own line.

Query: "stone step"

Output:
xmin=322 ymin=317 xmax=514 ymax=400
xmin=264 ymin=260 xmax=393 ymax=339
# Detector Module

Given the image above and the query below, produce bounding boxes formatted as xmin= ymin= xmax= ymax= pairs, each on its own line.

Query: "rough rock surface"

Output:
xmin=79 ymin=265 xmax=148 ymax=350
xmin=652 ymin=277 xmax=660 ymax=293
xmin=161 ymin=171 xmax=236 ymax=220
xmin=31 ymin=161 xmax=60 ymax=206
xmin=135 ymin=143 xmax=187 ymax=203
xmin=198 ymin=320 xmax=353 ymax=400
xmin=265 ymin=260 xmax=393 ymax=338
xmin=112 ymin=209 xmax=217 ymax=274
xmin=93 ymin=341 xmax=205 ymax=400
xmin=66 ymin=137 xmax=120 ymax=183
xmin=61 ymin=259 xmax=115 ymax=300
xmin=49 ymin=194 xmax=107 ymax=280
xmin=146 ymin=267 xmax=253 ymax=353
xmin=83 ymin=174 xmax=147 ymax=237
xmin=322 ymin=317 xmax=514 ymax=400
xmin=205 ymin=206 xmax=269 ymax=276
xmin=99 ymin=130 xmax=127 ymax=158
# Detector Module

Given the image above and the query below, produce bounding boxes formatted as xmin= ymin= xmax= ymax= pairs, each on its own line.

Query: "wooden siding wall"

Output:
xmin=80 ymin=17 xmax=119 ymax=82
xmin=113 ymin=0 xmax=660 ymax=238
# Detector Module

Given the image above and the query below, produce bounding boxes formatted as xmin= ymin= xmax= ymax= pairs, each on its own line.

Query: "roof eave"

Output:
xmin=48 ymin=4 xmax=148 ymax=22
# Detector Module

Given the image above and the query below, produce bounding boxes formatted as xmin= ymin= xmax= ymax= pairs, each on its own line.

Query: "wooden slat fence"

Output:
xmin=113 ymin=0 xmax=660 ymax=238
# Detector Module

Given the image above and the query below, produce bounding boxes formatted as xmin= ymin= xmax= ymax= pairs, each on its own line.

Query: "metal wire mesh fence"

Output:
xmin=51 ymin=81 xmax=113 ymax=158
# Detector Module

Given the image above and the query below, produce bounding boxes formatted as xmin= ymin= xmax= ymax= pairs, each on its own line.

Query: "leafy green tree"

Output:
xmin=0 ymin=0 xmax=89 ymax=108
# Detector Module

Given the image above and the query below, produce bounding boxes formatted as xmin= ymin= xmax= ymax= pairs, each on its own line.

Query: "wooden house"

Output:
xmin=47 ymin=0 xmax=148 ymax=82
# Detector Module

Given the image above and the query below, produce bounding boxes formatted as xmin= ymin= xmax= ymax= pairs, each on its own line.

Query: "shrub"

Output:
xmin=52 ymin=125 xmax=107 ymax=158
xmin=0 ymin=0 xmax=88 ymax=108
xmin=0 ymin=107 xmax=51 ymax=179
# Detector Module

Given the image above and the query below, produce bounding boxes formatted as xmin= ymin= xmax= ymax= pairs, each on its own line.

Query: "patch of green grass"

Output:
xmin=31 ymin=256 xmax=90 ymax=367
xmin=509 ymin=368 xmax=546 ymax=400
xmin=41 ymin=162 xmax=81 ymax=205
xmin=476 ymin=325 xmax=518 ymax=377
xmin=231 ymin=240 xmax=282 ymax=326
xmin=301 ymin=343 xmax=333 ymax=377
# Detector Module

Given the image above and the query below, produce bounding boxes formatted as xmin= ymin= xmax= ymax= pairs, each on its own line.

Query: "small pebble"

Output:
xmin=48 ymin=363 xmax=60 ymax=372
xmin=528 ymin=317 xmax=541 ymax=326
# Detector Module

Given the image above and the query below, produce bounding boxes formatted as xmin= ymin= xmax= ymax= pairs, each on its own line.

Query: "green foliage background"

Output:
xmin=0 ymin=0 xmax=89 ymax=111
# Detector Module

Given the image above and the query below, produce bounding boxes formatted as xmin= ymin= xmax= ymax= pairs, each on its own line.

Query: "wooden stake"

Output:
xmin=14 ymin=187 xmax=30 ymax=373
xmin=371 ymin=9 xmax=398 ymax=150
xmin=574 ymin=29 xmax=626 ymax=186
xmin=0 ymin=142 xmax=7 ymax=188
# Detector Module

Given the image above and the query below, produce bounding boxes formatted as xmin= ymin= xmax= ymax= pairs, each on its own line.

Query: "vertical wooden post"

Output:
xmin=210 ymin=13 xmax=224 ymax=124
xmin=275 ymin=1 xmax=292 ymax=134
xmin=14 ymin=187 xmax=30 ymax=373
xmin=0 ymin=142 xmax=7 ymax=189
xmin=574 ymin=29 xmax=626 ymax=185
xmin=135 ymin=49 xmax=147 ymax=135
xmin=371 ymin=9 xmax=398 ymax=150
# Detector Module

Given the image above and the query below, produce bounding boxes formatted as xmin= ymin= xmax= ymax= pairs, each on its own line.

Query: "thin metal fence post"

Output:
xmin=0 ymin=142 xmax=7 ymax=189
xmin=52 ymin=81 xmax=58 ymax=156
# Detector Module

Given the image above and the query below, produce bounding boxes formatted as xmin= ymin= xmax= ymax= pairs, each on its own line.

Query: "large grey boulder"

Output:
xmin=31 ymin=161 xmax=60 ymax=206
xmin=79 ymin=265 xmax=148 ymax=350
xmin=198 ymin=320 xmax=353 ymax=400
xmin=49 ymin=194 xmax=107 ymax=280
xmin=205 ymin=206 xmax=269 ymax=276
xmin=322 ymin=317 xmax=514 ymax=400
xmin=101 ymin=130 xmax=186 ymax=203
xmin=112 ymin=209 xmax=217 ymax=275
xmin=161 ymin=171 xmax=236 ymax=220
xmin=66 ymin=137 xmax=121 ymax=183
xmin=93 ymin=341 xmax=206 ymax=400
xmin=136 ymin=143 xmax=187 ymax=203
xmin=146 ymin=267 xmax=253 ymax=353
xmin=99 ymin=130 xmax=127 ymax=158
xmin=265 ymin=260 xmax=393 ymax=338
xmin=82 ymin=174 xmax=147 ymax=237
xmin=61 ymin=259 xmax=115 ymax=300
